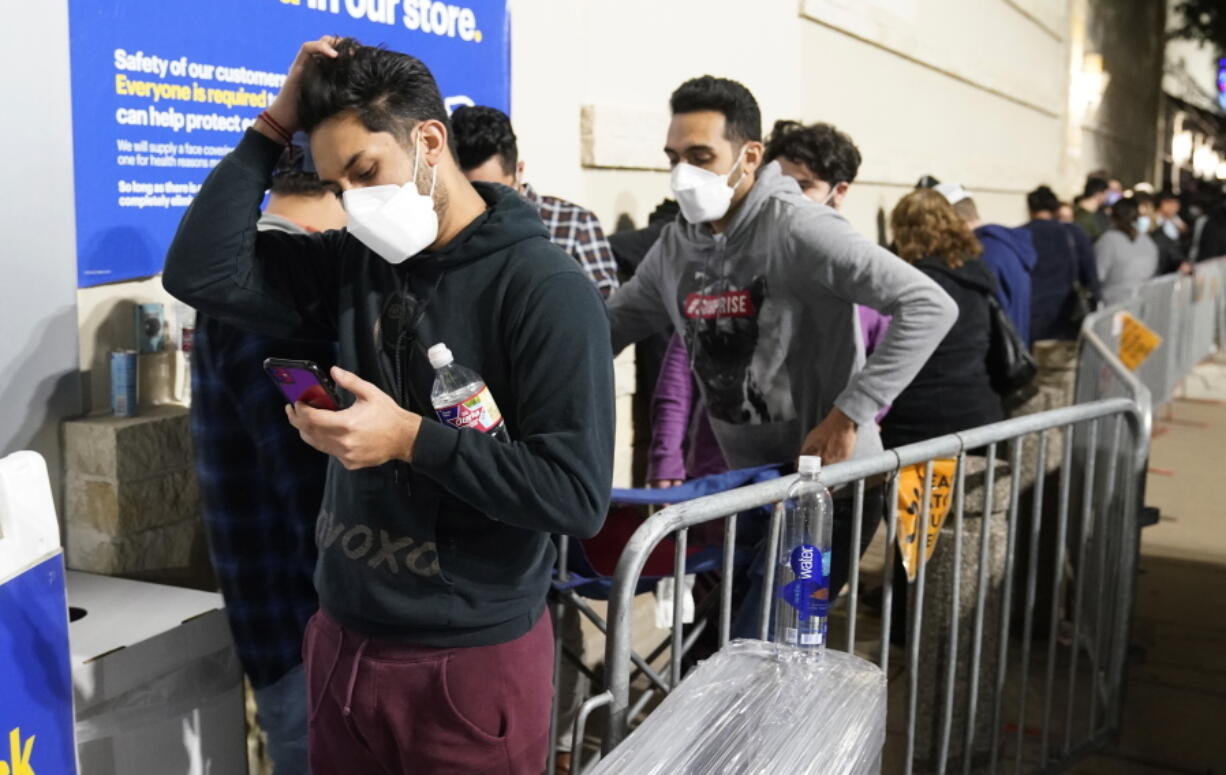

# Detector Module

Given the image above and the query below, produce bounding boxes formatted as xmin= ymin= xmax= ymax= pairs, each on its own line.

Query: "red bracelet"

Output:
xmin=260 ymin=111 xmax=292 ymax=142
xmin=258 ymin=111 xmax=293 ymax=144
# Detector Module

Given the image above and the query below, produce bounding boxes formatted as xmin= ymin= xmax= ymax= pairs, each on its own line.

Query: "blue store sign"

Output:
xmin=68 ymin=0 xmax=511 ymax=288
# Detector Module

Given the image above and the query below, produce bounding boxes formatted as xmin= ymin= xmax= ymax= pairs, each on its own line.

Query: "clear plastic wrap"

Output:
xmin=590 ymin=640 xmax=887 ymax=775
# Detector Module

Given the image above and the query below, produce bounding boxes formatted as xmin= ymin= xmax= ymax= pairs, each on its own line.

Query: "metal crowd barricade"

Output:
xmin=567 ymin=260 xmax=1226 ymax=772
xmin=1076 ymin=258 xmax=1226 ymax=408
xmin=581 ymin=388 xmax=1148 ymax=773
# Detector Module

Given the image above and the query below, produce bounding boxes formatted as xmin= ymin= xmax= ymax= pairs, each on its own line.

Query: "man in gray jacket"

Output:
xmin=608 ymin=76 xmax=957 ymax=614
xmin=610 ymin=76 xmax=955 ymax=469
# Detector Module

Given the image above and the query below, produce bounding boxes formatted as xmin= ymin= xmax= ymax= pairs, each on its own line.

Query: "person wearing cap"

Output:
xmin=933 ymin=181 xmax=1037 ymax=343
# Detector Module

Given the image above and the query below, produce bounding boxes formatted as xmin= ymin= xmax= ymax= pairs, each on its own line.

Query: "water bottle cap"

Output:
xmin=797 ymin=455 xmax=822 ymax=475
xmin=427 ymin=343 xmax=453 ymax=369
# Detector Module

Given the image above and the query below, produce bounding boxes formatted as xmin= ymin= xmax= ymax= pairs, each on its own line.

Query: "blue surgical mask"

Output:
xmin=1135 ymin=215 xmax=1152 ymax=234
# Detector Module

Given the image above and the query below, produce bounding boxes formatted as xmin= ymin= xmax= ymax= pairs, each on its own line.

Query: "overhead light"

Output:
xmin=1193 ymin=144 xmax=1222 ymax=179
xmin=1073 ymin=52 xmax=1110 ymax=118
xmin=1172 ymin=130 xmax=1194 ymax=166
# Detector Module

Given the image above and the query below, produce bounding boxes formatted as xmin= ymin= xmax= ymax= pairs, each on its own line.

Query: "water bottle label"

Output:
xmin=436 ymin=386 xmax=505 ymax=434
xmin=782 ymin=627 xmax=826 ymax=647
xmin=779 ymin=544 xmax=830 ymax=622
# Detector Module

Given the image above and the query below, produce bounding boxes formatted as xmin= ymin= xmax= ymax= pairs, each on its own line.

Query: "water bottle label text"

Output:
xmin=436 ymin=386 xmax=505 ymax=434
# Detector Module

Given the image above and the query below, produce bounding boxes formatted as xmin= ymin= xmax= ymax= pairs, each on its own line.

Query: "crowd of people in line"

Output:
xmin=161 ymin=35 xmax=1226 ymax=775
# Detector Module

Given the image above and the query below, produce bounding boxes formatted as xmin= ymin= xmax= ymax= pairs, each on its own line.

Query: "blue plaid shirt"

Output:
xmin=191 ymin=313 xmax=335 ymax=689
xmin=522 ymin=183 xmax=620 ymax=296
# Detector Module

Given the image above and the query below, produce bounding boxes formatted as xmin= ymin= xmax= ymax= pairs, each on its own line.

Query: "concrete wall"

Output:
xmin=72 ymin=0 xmax=1088 ymax=416
xmin=510 ymin=0 xmax=1075 ymax=241
xmin=0 ymin=1 xmax=84 ymax=516
xmin=7 ymin=0 xmax=1175 ymax=498
xmin=1070 ymin=0 xmax=1168 ymax=189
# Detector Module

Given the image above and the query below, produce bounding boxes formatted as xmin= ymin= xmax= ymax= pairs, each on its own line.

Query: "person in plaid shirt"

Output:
xmin=190 ymin=170 xmax=346 ymax=774
xmin=452 ymin=104 xmax=618 ymax=771
xmin=452 ymin=105 xmax=619 ymax=297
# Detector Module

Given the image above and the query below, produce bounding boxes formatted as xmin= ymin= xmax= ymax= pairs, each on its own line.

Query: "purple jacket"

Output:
xmin=648 ymin=307 xmax=891 ymax=483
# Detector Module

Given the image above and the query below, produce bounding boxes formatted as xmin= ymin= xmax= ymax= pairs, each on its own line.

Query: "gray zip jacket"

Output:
xmin=609 ymin=162 xmax=957 ymax=467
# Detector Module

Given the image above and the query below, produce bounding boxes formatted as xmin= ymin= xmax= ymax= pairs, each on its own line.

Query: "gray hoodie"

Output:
xmin=609 ymin=162 xmax=957 ymax=468
xmin=1095 ymin=229 xmax=1159 ymax=306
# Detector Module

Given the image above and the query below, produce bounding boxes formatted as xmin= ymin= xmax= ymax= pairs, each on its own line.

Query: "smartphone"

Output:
xmin=263 ymin=358 xmax=342 ymax=411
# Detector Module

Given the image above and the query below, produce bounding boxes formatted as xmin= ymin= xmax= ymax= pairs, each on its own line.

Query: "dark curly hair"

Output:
xmin=450 ymin=105 xmax=518 ymax=174
xmin=670 ymin=76 xmax=761 ymax=144
xmin=1027 ymin=184 xmax=1061 ymax=214
xmin=763 ymin=120 xmax=862 ymax=184
xmin=297 ymin=37 xmax=454 ymax=155
xmin=891 ymin=188 xmax=983 ymax=267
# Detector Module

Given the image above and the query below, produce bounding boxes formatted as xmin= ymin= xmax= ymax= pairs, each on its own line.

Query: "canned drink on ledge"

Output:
xmin=135 ymin=303 xmax=165 ymax=354
xmin=111 ymin=350 xmax=138 ymax=417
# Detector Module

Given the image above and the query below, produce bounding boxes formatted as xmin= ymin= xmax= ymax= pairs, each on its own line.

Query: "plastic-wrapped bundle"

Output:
xmin=590 ymin=640 xmax=886 ymax=775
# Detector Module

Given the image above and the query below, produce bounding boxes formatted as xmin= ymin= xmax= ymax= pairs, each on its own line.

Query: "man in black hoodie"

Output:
xmin=163 ymin=37 xmax=614 ymax=774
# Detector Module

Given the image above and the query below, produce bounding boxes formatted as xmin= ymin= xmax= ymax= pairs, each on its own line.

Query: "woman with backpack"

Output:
xmin=881 ymin=188 xmax=1005 ymax=449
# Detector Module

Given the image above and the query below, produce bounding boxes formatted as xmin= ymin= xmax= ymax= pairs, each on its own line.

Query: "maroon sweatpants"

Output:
xmin=303 ymin=610 xmax=554 ymax=775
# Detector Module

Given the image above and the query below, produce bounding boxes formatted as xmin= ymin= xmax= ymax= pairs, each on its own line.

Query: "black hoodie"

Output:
xmin=880 ymin=255 xmax=1004 ymax=449
xmin=164 ymin=130 xmax=614 ymax=646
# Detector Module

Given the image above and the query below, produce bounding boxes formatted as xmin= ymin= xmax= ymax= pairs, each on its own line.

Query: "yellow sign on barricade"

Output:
xmin=895 ymin=459 xmax=958 ymax=582
xmin=1116 ymin=312 xmax=1162 ymax=372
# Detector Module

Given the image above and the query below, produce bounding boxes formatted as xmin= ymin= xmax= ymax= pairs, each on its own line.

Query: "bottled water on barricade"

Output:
xmin=774 ymin=455 xmax=834 ymax=649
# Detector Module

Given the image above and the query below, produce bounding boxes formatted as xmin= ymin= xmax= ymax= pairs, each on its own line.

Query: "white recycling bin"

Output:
xmin=0 ymin=450 xmax=79 ymax=775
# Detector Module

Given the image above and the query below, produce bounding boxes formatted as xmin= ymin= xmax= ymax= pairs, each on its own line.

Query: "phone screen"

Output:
xmin=267 ymin=365 xmax=339 ymax=410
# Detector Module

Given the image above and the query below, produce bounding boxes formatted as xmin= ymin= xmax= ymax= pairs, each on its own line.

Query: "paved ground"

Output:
xmin=1071 ymin=358 xmax=1226 ymax=775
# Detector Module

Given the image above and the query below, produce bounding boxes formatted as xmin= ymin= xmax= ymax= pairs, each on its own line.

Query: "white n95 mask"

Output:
xmin=669 ymin=147 xmax=746 ymax=224
xmin=343 ymin=143 xmax=439 ymax=264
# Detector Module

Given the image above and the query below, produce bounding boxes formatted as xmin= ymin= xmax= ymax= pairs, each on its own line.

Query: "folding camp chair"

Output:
xmin=546 ymin=465 xmax=785 ymax=774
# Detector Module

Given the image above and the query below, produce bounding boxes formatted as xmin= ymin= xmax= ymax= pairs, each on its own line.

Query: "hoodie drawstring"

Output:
xmin=343 ymin=637 xmax=371 ymax=718
xmin=310 ymin=625 xmax=346 ymax=724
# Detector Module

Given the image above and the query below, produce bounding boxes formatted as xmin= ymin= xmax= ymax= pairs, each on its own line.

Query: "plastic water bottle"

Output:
xmin=774 ymin=455 xmax=835 ymax=649
xmin=428 ymin=343 xmax=510 ymax=442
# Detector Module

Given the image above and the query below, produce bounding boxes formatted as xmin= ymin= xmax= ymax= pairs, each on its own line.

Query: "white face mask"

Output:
xmin=343 ymin=140 xmax=439 ymax=264
xmin=817 ymin=182 xmax=841 ymax=208
xmin=670 ymin=147 xmax=746 ymax=224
